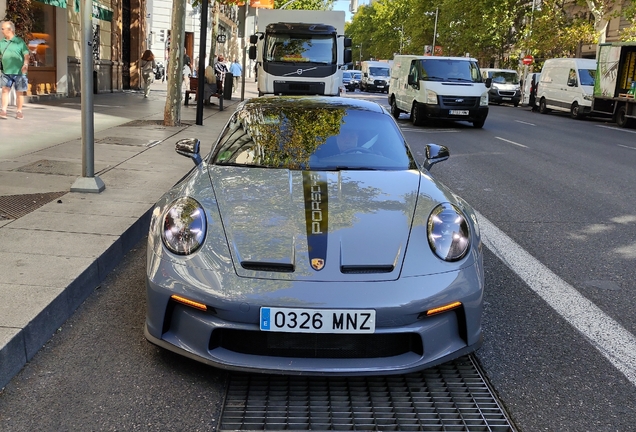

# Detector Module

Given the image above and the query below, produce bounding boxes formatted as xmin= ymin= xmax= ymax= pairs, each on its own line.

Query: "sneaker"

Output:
xmin=0 ymin=110 xmax=6 ymax=119
xmin=15 ymin=112 xmax=23 ymax=120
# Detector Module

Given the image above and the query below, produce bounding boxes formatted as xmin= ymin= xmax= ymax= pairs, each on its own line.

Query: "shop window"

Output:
xmin=29 ymin=2 xmax=56 ymax=68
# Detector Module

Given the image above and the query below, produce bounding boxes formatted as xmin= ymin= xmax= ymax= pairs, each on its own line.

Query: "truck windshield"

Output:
xmin=418 ymin=59 xmax=482 ymax=82
xmin=369 ymin=67 xmax=390 ymax=77
xmin=579 ymin=69 xmax=596 ymax=86
xmin=265 ymin=34 xmax=336 ymax=64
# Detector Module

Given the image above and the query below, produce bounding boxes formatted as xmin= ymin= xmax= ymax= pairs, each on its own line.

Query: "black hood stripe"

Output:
xmin=302 ymin=171 xmax=328 ymax=271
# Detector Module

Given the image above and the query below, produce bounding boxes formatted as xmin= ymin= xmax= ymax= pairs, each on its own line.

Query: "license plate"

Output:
xmin=260 ymin=307 xmax=376 ymax=334
xmin=502 ymin=97 xmax=511 ymax=100
xmin=377 ymin=86 xmax=384 ymax=89
xmin=449 ymin=110 xmax=469 ymax=115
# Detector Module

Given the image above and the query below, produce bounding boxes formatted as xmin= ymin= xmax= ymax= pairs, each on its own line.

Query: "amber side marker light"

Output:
xmin=171 ymin=294 xmax=207 ymax=311
xmin=426 ymin=301 xmax=462 ymax=316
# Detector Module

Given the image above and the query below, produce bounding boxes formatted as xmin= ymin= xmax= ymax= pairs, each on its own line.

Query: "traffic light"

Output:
xmin=159 ymin=29 xmax=165 ymax=42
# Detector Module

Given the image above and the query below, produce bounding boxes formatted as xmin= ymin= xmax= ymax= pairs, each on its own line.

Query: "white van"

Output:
xmin=522 ymin=72 xmax=541 ymax=108
xmin=360 ymin=61 xmax=391 ymax=93
xmin=536 ymin=58 xmax=597 ymax=119
xmin=388 ymin=55 xmax=491 ymax=128
xmin=481 ymin=68 xmax=521 ymax=106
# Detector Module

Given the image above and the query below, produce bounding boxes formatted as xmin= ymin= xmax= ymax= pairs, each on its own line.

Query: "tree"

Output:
xmin=164 ymin=0 xmax=187 ymax=126
xmin=3 ymin=0 xmax=34 ymax=40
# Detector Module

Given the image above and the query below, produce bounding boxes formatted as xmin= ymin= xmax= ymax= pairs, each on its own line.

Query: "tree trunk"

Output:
xmin=163 ymin=0 xmax=187 ymax=126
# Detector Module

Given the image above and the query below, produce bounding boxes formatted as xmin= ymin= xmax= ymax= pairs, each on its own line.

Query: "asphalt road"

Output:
xmin=1 ymin=91 xmax=635 ymax=431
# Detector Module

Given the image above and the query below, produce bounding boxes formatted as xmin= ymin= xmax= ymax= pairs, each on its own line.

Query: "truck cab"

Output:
xmin=248 ymin=10 xmax=352 ymax=97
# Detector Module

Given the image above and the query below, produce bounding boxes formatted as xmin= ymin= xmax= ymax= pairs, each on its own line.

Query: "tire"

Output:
xmin=615 ymin=105 xmax=632 ymax=128
xmin=411 ymin=102 xmax=425 ymax=126
xmin=390 ymin=98 xmax=401 ymax=119
xmin=570 ymin=102 xmax=585 ymax=119
xmin=539 ymin=98 xmax=549 ymax=114
xmin=514 ymin=100 xmax=519 ymax=107
xmin=473 ymin=117 xmax=486 ymax=128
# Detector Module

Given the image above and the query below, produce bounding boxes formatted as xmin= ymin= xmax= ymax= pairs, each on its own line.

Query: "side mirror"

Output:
xmin=363 ymin=72 xmax=368 ymax=77
xmin=567 ymin=78 xmax=577 ymax=87
xmin=344 ymin=49 xmax=352 ymax=65
xmin=248 ymin=46 xmax=257 ymax=60
xmin=176 ymin=138 xmax=203 ymax=166
xmin=249 ymin=34 xmax=258 ymax=45
xmin=407 ymin=74 xmax=417 ymax=86
xmin=423 ymin=143 xmax=449 ymax=170
xmin=485 ymin=77 xmax=492 ymax=88
xmin=343 ymin=37 xmax=352 ymax=48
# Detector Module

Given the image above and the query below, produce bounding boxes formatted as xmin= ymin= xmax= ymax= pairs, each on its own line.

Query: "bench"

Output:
xmin=185 ymin=77 xmax=221 ymax=106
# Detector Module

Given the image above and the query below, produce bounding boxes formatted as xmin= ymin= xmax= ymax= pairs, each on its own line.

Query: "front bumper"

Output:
xmin=421 ymin=104 xmax=489 ymax=123
xmin=489 ymin=89 xmax=521 ymax=104
xmin=145 ymin=255 xmax=484 ymax=376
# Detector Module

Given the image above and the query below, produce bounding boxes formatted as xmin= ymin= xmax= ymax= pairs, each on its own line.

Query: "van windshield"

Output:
xmin=418 ymin=59 xmax=482 ymax=82
xmin=490 ymin=71 xmax=519 ymax=84
xmin=369 ymin=67 xmax=390 ymax=77
xmin=579 ymin=69 xmax=596 ymax=86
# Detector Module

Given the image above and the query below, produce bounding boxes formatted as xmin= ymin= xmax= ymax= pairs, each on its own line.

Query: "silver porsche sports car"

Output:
xmin=145 ymin=96 xmax=484 ymax=376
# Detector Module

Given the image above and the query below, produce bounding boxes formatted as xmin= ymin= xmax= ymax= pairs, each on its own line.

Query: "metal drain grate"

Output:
xmin=0 ymin=191 xmax=67 ymax=219
xmin=218 ymin=355 xmax=515 ymax=431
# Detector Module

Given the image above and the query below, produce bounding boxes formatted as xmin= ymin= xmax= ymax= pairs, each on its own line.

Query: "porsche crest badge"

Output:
xmin=311 ymin=258 xmax=325 ymax=271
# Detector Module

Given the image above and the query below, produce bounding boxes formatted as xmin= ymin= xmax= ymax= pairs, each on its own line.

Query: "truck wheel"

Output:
xmin=390 ymin=98 xmax=401 ymax=119
xmin=570 ymin=102 xmax=585 ymax=119
xmin=615 ymin=105 xmax=632 ymax=128
xmin=539 ymin=98 xmax=550 ymax=114
xmin=473 ymin=117 xmax=486 ymax=128
xmin=411 ymin=102 xmax=425 ymax=126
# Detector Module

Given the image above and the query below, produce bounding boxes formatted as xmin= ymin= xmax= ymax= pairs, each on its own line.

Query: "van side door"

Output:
xmin=401 ymin=60 xmax=420 ymax=111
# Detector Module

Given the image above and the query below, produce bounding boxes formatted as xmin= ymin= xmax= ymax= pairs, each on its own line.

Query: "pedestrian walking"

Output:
xmin=0 ymin=20 xmax=29 ymax=120
xmin=229 ymin=59 xmax=242 ymax=93
xmin=140 ymin=49 xmax=156 ymax=98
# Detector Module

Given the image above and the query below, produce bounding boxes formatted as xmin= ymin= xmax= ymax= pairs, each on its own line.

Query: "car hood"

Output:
xmin=206 ymin=166 xmax=451 ymax=282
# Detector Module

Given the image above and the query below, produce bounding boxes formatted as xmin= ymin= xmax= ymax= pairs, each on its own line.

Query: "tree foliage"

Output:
xmin=345 ymin=0 xmax=635 ymax=70
xmin=3 ymin=0 xmax=34 ymax=40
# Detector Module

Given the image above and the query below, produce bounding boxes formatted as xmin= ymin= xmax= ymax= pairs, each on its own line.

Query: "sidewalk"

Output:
xmin=0 ymin=79 xmax=259 ymax=389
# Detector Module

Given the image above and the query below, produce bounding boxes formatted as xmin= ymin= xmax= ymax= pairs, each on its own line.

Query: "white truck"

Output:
xmin=248 ymin=9 xmax=352 ymax=96
xmin=592 ymin=42 xmax=636 ymax=128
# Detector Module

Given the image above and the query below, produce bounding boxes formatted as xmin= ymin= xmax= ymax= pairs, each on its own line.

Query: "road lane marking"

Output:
xmin=400 ymin=127 xmax=459 ymax=133
xmin=515 ymin=120 xmax=536 ymax=126
xmin=597 ymin=125 xmax=636 ymax=134
xmin=618 ymin=144 xmax=636 ymax=151
xmin=495 ymin=137 xmax=528 ymax=148
xmin=477 ymin=211 xmax=636 ymax=387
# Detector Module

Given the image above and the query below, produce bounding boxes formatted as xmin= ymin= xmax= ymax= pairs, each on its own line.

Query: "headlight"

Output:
xmin=161 ymin=197 xmax=207 ymax=255
xmin=427 ymin=203 xmax=470 ymax=261
xmin=584 ymin=94 xmax=593 ymax=101
xmin=426 ymin=89 xmax=438 ymax=105
xmin=480 ymin=91 xmax=489 ymax=106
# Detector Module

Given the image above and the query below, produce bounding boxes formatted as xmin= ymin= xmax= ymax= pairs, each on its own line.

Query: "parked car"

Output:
xmin=145 ymin=96 xmax=485 ymax=376
xmin=342 ymin=70 xmax=356 ymax=92
xmin=351 ymin=70 xmax=362 ymax=89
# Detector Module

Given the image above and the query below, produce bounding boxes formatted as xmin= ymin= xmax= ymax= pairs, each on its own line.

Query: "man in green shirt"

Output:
xmin=0 ymin=20 xmax=29 ymax=120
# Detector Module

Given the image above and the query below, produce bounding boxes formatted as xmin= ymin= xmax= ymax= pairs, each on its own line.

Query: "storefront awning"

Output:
xmin=73 ymin=0 xmax=114 ymax=22
xmin=36 ymin=0 xmax=68 ymax=8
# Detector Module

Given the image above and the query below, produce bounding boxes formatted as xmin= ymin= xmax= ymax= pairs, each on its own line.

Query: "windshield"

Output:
xmin=369 ymin=67 xmax=390 ymax=77
xmin=489 ymin=71 xmax=519 ymax=84
xmin=579 ymin=69 xmax=596 ymax=86
xmin=353 ymin=72 xmax=361 ymax=79
xmin=417 ymin=59 xmax=482 ymax=82
xmin=343 ymin=71 xmax=352 ymax=80
xmin=264 ymin=34 xmax=336 ymax=64
xmin=211 ymin=102 xmax=416 ymax=171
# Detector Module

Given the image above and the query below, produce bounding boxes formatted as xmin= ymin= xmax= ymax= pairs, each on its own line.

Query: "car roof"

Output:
xmin=240 ymin=96 xmax=386 ymax=113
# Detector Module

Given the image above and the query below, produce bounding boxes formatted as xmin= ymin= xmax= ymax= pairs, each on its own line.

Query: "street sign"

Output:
xmin=523 ymin=55 xmax=534 ymax=65
xmin=217 ymin=34 xmax=227 ymax=43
